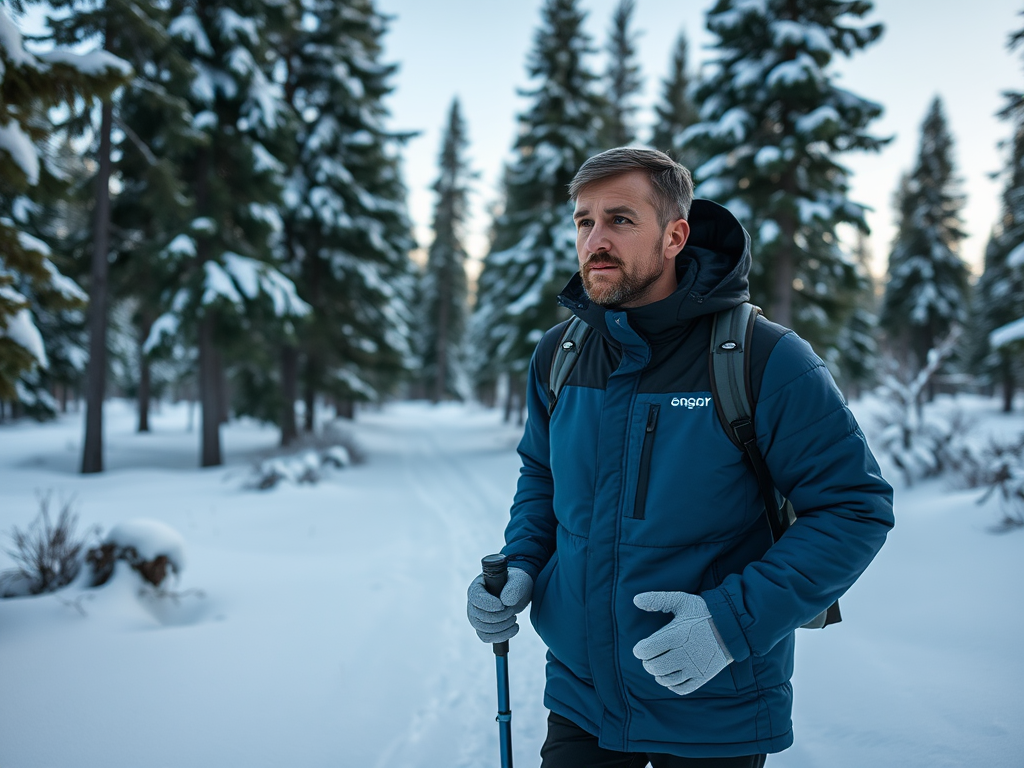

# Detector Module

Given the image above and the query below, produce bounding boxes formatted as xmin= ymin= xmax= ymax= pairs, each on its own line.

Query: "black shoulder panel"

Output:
xmin=748 ymin=315 xmax=790 ymax=405
xmin=535 ymin=320 xmax=572 ymax=391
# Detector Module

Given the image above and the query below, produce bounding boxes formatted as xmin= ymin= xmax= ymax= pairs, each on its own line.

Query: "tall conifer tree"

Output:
xmin=421 ymin=98 xmax=473 ymax=402
xmin=650 ymin=30 xmax=699 ymax=169
xmin=277 ymin=0 xmax=415 ymax=430
xmin=972 ymin=19 xmax=1024 ymax=411
xmin=832 ymin=231 xmax=879 ymax=397
xmin=681 ymin=0 xmax=887 ymax=351
xmin=144 ymin=0 xmax=309 ymax=466
xmin=600 ymin=0 xmax=642 ymax=149
xmin=471 ymin=0 xmax=602 ymax=408
xmin=881 ymin=96 xmax=969 ymax=382
xmin=0 ymin=3 xmax=127 ymax=419
xmin=45 ymin=0 xmax=166 ymax=470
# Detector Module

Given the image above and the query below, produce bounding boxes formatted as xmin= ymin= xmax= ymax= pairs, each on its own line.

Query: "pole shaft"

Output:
xmin=496 ymin=654 xmax=513 ymax=768
xmin=482 ymin=554 xmax=514 ymax=768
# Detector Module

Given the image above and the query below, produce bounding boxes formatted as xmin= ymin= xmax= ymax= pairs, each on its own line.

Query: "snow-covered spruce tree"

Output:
xmin=24 ymin=137 xmax=96 ymax=415
xmin=0 ymin=3 xmax=127 ymax=419
xmin=881 ymin=96 xmax=969 ymax=395
xmin=101 ymin=3 xmax=197 ymax=436
xmin=45 ymin=0 xmax=171 ymax=469
xmin=971 ymin=20 xmax=1024 ymax=412
xmin=471 ymin=0 xmax=602 ymax=415
xmin=143 ymin=0 xmax=309 ymax=466
xmin=680 ymin=0 xmax=888 ymax=352
xmin=831 ymin=230 xmax=879 ymax=398
xmin=650 ymin=30 xmax=701 ymax=170
xmin=420 ymin=98 xmax=474 ymax=403
xmin=599 ymin=0 xmax=642 ymax=149
xmin=275 ymin=0 xmax=415 ymax=431
xmin=56 ymin=1 xmax=199 ymax=435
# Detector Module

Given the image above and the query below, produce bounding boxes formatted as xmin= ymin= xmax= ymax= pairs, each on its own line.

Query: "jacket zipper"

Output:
xmin=632 ymin=404 xmax=660 ymax=519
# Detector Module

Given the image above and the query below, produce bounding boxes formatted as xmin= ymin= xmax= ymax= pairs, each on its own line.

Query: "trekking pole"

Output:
xmin=482 ymin=553 xmax=514 ymax=768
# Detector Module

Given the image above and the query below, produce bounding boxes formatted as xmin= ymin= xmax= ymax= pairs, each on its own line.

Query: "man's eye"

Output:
xmin=613 ymin=215 xmax=632 ymax=225
xmin=577 ymin=220 xmax=592 ymax=229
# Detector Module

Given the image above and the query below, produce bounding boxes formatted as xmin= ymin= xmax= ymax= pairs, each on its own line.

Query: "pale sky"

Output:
xmin=377 ymin=0 xmax=1022 ymax=281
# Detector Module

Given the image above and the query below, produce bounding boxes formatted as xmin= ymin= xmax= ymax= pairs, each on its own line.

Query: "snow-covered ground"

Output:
xmin=0 ymin=396 xmax=1021 ymax=767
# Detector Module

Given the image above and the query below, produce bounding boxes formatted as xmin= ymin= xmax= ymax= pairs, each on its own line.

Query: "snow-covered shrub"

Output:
xmin=951 ymin=435 xmax=1024 ymax=530
xmin=0 ymin=494 xmax=90 ymax=598
xmin=86 ymin=519 xmax=185 ymax=588
xmin=875 ymin=330 xmax=964 ymax=485
xmin=246 ymin=436 xmax=357 ymax=490
xmin=876 ymin=405 xmax=969 ymax=486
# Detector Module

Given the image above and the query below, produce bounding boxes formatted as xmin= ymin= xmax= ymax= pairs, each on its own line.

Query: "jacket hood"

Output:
xmin=558 ymin=199 xmax=752 ymax=337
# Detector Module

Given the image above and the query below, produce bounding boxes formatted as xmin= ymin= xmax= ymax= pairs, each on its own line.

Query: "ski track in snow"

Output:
xmin=368 ymin=406 xmax=549 ymax=768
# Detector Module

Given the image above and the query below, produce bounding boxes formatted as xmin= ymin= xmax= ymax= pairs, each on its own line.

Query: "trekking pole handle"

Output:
xmin=482 ymin=554 xmax=510 ymax=656
xmin=482 ymin=553 xmax=509 ymax=597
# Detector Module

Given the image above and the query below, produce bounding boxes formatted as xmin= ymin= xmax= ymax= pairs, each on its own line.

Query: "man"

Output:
xmin=467 ymin=148 xmax=894 ymax=767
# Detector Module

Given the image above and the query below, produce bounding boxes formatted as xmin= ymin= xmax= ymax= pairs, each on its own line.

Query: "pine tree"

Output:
xmin=471 ymin=0 xmax=602 ymax=411
xmin=275 ymin=0 xmax=415 ymax=432
xmin=831 ymin=231 xmax=879 ymax=398
xmin=420 ymin=98 xmax=474 ymax=403
xmin=681 ymin=0 xmax=888 ymax=351
xmin=52 ymin=0 xmax=199 ymax=438
xmin=143 ymin=0 xmax=309 ymax=466
xmin=649 ymin=30 xmax=700 ymax=170
xmin=972 ymin=19 xmax=1024 ymax=412
xmin=881 ymin=96 xmax=970 ymax=386
xmin=600 ymin=0 xmax=642 ymax=149
xmin=0 ymin=3 xmax=128 ymax=417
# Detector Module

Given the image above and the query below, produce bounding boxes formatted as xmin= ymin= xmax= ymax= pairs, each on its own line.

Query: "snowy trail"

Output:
xmin=359 ymin=405 xmax=550 ymax=768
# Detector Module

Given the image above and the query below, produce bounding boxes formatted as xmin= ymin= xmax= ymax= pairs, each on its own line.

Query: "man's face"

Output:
xmin=572 ymin=171 xmax=689 ymax=309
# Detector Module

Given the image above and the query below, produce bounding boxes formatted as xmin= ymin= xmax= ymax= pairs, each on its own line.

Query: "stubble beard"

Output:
xmin=580 ymin=243 xmax=665 ymax=308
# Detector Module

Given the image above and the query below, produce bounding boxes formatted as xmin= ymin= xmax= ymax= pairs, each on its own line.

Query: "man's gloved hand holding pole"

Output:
xmin=469 ymin=555 xmax=533 ymax=768
xmin=467 ymin=561 xmax=534 ymax=644
xmin=632 ymin=591 xmax=734 ymax=696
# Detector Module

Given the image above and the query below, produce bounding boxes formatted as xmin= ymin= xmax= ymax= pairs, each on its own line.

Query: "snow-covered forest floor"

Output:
xmin=0 ymin=396 xmax=1022 ymax=768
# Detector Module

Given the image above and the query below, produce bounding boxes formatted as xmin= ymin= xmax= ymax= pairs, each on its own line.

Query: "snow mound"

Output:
xmin=106 ymin=520 xmax=186 ymax=572
xmin=248 ymin=445 xmax=352 ymax=490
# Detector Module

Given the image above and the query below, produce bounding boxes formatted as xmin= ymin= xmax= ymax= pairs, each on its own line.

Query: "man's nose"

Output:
xmin=584 ymin=222 xmax=611 ymax=254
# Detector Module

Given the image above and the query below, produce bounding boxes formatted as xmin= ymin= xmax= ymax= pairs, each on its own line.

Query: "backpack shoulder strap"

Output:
xmin=547 ymin=317 xmax=593 ymax=415
xmin=710 ymin=302 xmax=759 ymax=446
xmin=709 ymin=304 xmax=841 ymax=628
xmin=709 ymin=303 xmax=786 ymax=542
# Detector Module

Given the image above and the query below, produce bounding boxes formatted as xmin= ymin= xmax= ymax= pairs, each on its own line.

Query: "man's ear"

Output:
xmin=664 ymin=218 xmax=690 ymax=260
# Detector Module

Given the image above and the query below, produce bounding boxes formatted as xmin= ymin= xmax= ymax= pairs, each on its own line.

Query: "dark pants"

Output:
xmin=540 ymin=712 xmax=768 ymax=768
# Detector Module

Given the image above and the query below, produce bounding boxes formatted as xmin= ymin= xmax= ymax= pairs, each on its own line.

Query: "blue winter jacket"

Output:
xmin=501 ymin=200 xmax=894 ymax=758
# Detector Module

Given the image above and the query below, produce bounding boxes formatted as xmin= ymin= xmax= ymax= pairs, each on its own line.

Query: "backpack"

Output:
xmin=547 ymin=303 xmax=841 ymax=630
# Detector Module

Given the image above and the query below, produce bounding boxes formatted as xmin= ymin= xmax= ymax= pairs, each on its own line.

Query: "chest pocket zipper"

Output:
xmin=632 ymin=404 xmax=660 ymax=520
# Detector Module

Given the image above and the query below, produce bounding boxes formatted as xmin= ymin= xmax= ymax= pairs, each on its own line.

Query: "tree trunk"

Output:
xmin=433 ymin=296 xmax=450 ymax=403
xmin=198 ymin=313 xmax=222 ymax=466
xmin=1002 ymin=353 xmax=1015 ymax=413
xmin=216 ymin=347 xmax=229 ymax=424
xmin=770 ymin=207 xmax=796 ymax=328
xmin=280 ymin=344 xmax=299 ymax=446
xmin=303 ymin=355 xmax=317 ymax=433
xmin=137 ymin=314 xmax=154 ymax=433
xmin=503 ymin=374 xmax=516 ymax=424
xmin=336 ymin=399 xmax=355 ymax=420
xmin=138 ymin=355 xmax=151 ymax=432
xmin=81 ymin=99 xmax=115 ymax=474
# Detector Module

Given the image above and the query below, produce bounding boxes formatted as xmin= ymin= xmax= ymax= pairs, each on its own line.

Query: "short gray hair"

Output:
xmin=568 ymin=147 xmax=694 ymax=227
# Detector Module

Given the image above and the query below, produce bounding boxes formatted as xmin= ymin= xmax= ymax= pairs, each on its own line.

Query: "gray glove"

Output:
xmin=467 ymin=567 xmax=533 ymax=643
xmin=632 ymin=591 xmax=734 ymax=695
